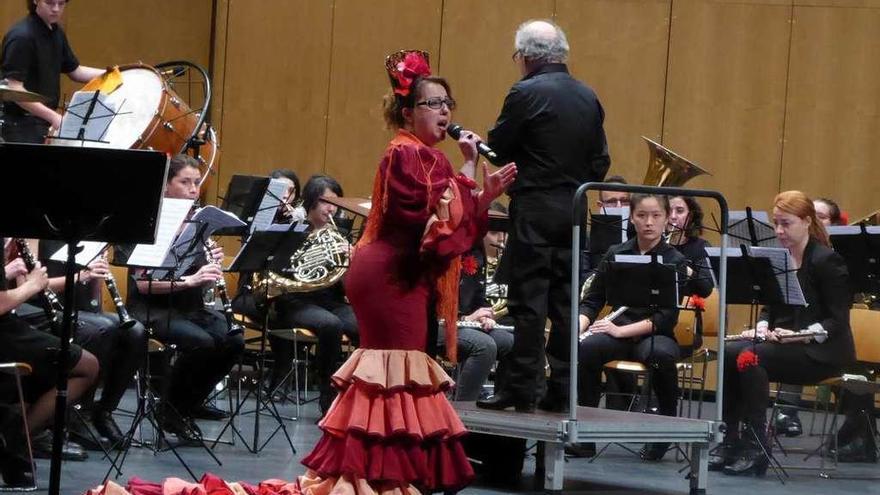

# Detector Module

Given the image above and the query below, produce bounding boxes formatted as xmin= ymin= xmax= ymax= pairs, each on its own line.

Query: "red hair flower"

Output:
xmin=736 ymin=350 xmax=760 ymax=372
xmin=839 ymin=211 xmax=849 ymax=224
xmin=386 ymin=50 xmax=431 ymax=96
xmin=688 ymin=295 xmax=706 ymax=311
xmin=461 ymin=255 xmax=478 ymax=276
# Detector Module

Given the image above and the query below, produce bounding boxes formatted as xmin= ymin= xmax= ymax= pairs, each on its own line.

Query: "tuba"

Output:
xmin=252 ymin=222 xmax=350 ymax=299
xmin=642 ymin=137 xmax=710 ymax=188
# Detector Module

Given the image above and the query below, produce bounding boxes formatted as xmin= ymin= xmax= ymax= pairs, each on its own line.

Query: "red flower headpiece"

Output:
xmin=385 ymin=50 xmax=431 ymax=96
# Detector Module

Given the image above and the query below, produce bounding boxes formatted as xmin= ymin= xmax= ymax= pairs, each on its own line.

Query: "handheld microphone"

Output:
xmin=446 ymin=123 xmax=500 ymax=164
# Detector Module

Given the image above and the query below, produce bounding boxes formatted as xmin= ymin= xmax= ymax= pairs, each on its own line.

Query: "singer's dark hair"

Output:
xmin=302 ymin=174 xmax=343 ymax=212
xmin=167 ymin=154 xmax=199 ymax=182
xmin=383 ymin=76 xmax=452 ymax=130
xmin=270 ymin=168 xmax=301 ymax=202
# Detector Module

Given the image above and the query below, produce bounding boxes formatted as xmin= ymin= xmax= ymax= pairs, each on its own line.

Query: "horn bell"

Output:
xmin=642 ymin=137 xmax=711 ymax=187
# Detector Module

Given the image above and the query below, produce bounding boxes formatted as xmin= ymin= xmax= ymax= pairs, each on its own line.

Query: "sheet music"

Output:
xmin=705 ymin=246 xmax=806 ymax=306
xmin=127 ymin=198 xmax=193 ymax=268
xmin=251 ymin=179 xmax=289 ymax=233
xmin=155 ymin=205 xmax=246 ymax=278
xmin=727 ymin=210 xmax=780 ymax=248
xmin=827 ymin=225 xmax=880 ymax=236
xmin=49 ymin=241 xmax=106 ymax=267
xmin=58 ymin=91 xmax=118 ymax=142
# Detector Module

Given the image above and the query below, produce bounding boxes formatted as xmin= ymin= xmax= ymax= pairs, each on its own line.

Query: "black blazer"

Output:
xmin=580 ymin=238 xmax=688 ymax=340
xmin=759 ymin=238 xmax=855 ymax=367
xmin=488 ymin=63 xmax=610 ymax=248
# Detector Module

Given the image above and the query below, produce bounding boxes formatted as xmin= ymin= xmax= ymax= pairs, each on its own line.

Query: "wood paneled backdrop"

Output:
xmin=3 ymin=0 xmax=879 ymax=321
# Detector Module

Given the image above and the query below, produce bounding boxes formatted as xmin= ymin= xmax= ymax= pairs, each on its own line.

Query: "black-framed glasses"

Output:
xmin=416 ymin=97 xmax=456 ymax=111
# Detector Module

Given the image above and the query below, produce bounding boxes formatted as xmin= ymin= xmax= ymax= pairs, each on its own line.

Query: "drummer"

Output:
xmin=1 ymin=0 xmax=105 ymax=143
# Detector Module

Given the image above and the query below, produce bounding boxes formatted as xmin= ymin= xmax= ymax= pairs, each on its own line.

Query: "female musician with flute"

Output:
xmin=577 ymin=193 xmax=688 ymax=461
xmin=714 ymin=191 xmax=855 ymax=476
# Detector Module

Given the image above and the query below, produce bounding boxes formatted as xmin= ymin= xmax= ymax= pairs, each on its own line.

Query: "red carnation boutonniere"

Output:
xmin=736 ymin=349 xmax=760 ymax=372
xmin=688 ymin=295 xmax=706 ymax=311
xmin=461 ymin=255 xmax=479 ymax=276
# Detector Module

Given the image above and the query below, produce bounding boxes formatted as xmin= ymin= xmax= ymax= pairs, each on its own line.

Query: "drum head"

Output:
xmin=51 ymin=67 xmax=165 ymax=149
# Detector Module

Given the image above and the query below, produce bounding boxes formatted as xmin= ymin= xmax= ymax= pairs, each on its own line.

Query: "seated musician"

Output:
xmin=0 ymin=240 xmax=98 ymax=484
xmin=713 ymin=191 xmax=855 ymax=476
xmin=270 ymin=168 xmax=305 ymax=224
xmin=125 ymin=155 xmax=244 ymax=439
xmin=595 ymin=175 xmax=630 ymax=212
xmin=666 ymin=195 xmax=714 ymax=356
xmin=25 ymin=240 xmax=146 ymax=450
xmin=266 ymin=174 xmax=358 ymax=417
xmin=439 ymin=206 xmax=513 ymax=401
xmin=577 ymin=193 xmax=687 ymax=461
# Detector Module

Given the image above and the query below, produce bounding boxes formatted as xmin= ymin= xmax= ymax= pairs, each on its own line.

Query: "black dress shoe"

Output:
xmin=156 ymin=410 xmax=203 ymax=442
xmin=835 ymin=436 xmax=878 ymax=463
xmin=476 ymin=393 xmax=536 ymax=413
xmin=190 ymin=404 xmax=230 ymax=421
xmin=774 ymin=412 xmax=803 ymax=437
xmin=564 ymin=442 xmax=596 ymax=458
xmin=708 ymin=439 xmax=740 ymax=471
xmin=32 ymin=431 xmax=88 ymax=461
xmin=722 ymin=446 xmax=769 ymax=476
xmin=68 ymin=414 xmax=111 ymax=451
xmin=92 ymin=409 xmax=126 ymax=447
xmin=639 ymin=442 xmax=670 ymax=461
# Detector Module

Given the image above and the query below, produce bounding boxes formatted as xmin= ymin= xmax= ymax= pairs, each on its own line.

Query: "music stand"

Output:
xmin=217 ymin=175 xmax=288 ymax=235
xmin=705 ymin=244 xmax=806 ymax=483
xmin=727 ymin=209 xmax=780 ymax=248
xmin=828 ymin=225 xmax=880 ymax=299
xmin=211 ymin=228 xmax=306 ymax=454
xmin=0 ymin=143 xmax=167 ymax=495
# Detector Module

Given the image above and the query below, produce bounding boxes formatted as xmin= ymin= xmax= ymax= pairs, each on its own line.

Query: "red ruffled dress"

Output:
xmin=295 ymin=130 xmax=486 ymax=494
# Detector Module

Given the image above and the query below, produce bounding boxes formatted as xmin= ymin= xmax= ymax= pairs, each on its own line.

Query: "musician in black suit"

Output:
xmin=478 ymin=19 xmax=610 ymax=413
xmin=714 ymin=191 xmax=855 ymax=476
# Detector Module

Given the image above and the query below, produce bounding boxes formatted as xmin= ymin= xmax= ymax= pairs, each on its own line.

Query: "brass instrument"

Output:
xmin=642 ymin=137 xmax=711 ymax=187
xmin=204 ymin=239 xmax=243 ymax=335
xmin=13 ymin=238 xmax=63 ymax=327
xmin=849 ymin=209 xmax=880 ymax=226
xmin=252 ymin=220 xmax=350 ymax=299
xmin=485 ymin=254 xmax=508 ymax=319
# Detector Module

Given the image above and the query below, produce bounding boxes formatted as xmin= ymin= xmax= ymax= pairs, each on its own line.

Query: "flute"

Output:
xmin=579 ymin=305 xmax=629 ymax=341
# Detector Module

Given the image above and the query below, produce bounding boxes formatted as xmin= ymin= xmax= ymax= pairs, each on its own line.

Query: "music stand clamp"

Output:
xmin=0 ymin=143 xmax=168 ymax=495
xmin=211 ymin=228 xmax=306 ymax=454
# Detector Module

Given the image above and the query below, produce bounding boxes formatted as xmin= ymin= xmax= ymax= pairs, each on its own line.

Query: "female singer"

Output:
xmin=125 ymin=155 xmax=244 ymax=439
xmin=266 ymin=174 xmax=358 ymax=416
xmin=714 ymin=191 xmax=855 ymax=475
xmin=293 ymin=50 xmax=516 ymax=494
xmin=578 ymin=193 xmax=688 ymax=461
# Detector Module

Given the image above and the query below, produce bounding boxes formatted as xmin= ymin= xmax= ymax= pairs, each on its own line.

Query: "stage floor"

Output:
xmin=20 ymin=390 xmax=877 ymax=495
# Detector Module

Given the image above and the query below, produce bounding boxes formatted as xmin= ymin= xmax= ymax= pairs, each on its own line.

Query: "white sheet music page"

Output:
xmin=49 ymin=241 xmax=107 ymax=267
xmin=727 ymin=210 xmax=781 ymax=248
xmin=58 ymin=91 xmax=118 ymax=143
xmin=251 ymin=179 xmax=289 ymax=232
xmin=127 ymin=198 xmax=193 ymax=268
xmin=750 ymin=246 xmax=807 ymax=306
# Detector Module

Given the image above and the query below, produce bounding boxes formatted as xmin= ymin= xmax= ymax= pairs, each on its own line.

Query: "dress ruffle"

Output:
xmin=298 ymin=349 xmax=474 ymax=493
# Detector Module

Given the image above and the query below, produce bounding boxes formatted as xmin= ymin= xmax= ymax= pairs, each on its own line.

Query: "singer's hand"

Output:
xmin=456 ymin=130 xmax=480 ymax=164
xmin=479 ymin=162 xmax=517 ymax=211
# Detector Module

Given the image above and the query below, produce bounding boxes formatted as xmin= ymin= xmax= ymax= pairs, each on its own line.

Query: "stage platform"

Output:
xmin=455 ymin=402 xmax=720 ymax=494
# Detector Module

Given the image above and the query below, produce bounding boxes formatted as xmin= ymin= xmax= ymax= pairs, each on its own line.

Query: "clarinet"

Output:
xmin=13 ymin=238 xmax=63 ymax=327
xmin=205 ymin=240 xmax=243 ymax=336
xmin=103 ymin=268 xmax=137 ymax=330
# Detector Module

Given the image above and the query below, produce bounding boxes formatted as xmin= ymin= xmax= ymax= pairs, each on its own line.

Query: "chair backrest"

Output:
xmin=674 ymin=308 xmax=698 ymax=346
xmin=850 ymin=308 xmax=880 ymax=364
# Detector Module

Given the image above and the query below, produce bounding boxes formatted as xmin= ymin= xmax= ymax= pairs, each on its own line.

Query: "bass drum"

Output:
xmin=48 ymin=63 xmax=218 ymax=173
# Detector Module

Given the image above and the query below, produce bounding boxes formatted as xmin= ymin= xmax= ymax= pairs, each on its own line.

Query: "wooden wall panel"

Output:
xmin=323 ymin=0 xmax=443 ymax=198
xmin=434 ymin=0 xmax=553 ymax=163
xmin=663 ymin=1 xmax=792 ymax=221
xmin=558 ymin=0 xmax=671 ymax=183
xmin=216 ymin=0 xmax=334 ymax=201
xmin=780 ymin=5 xmax=880 ymax=220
